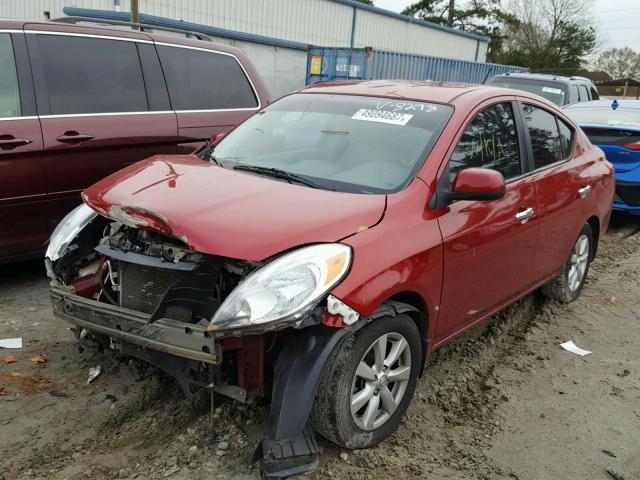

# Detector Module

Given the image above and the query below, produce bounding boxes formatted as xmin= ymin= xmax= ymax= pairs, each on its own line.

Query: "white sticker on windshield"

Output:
xmin=352 ymin=109 xmax=413 ymax=125
xmin=542 ymin=87 xmax=563 ymax=95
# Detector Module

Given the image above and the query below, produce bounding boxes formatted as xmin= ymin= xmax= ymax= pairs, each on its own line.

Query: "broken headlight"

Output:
xmin=45 ymin=203 xmax=97 ymax=262
xmin=209 ymin=243 xmax=351 ymax=330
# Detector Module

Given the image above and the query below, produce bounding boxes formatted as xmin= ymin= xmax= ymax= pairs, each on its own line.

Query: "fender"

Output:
xmin=256 ymin=323 xmax=356 ymax=478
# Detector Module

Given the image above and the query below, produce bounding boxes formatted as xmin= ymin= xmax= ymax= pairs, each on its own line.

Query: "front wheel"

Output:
xmin=541 ymin=223 xmax=593 ymax=303
xmin=311 ymin=314 xmax=421 ymax=449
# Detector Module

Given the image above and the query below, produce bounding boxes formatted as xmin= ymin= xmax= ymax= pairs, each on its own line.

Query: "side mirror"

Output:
xmin=431 ymin=167 xmax=506 ymax=209
xmin=210 ymin=132 xmax=226 ymax=145
xmin=451 ymin=168 xmax=506 ymax=201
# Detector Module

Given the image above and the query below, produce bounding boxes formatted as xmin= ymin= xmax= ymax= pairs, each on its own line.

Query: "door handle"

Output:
xmin=578 ymin=185 xmax=592 ymax=198
xmin=0 ymin=136 xmax=32 ymax=148
xmin=515 ymin=207 xmax=535 ymax=221
xmin=56 ymin=132 xmax=94 ymax=144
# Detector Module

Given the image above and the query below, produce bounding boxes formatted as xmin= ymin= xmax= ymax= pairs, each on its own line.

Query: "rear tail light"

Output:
xmin=622 ymin=141 xmax=640 ymax=150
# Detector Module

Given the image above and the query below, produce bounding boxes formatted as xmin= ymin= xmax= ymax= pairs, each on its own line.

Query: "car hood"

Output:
xmin=82 ymin=155 xmax=386 ymax=261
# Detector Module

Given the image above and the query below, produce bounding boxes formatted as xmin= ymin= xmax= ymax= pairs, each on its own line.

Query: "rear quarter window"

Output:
xmin=157 ymin=45 xmax=258 ymax=111
xmin=557 ymin=118 xmax=575 ymax=159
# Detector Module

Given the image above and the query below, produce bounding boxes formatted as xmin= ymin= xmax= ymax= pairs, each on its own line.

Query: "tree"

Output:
xmin=401 ymin=0 xmax=520 ymax=63
xmin=595 ymin=47 xmax=640 ymax=80
xmin=354 ymin=0 xmax=374 ymax=4
xmin=496 ymin=0 xmax=597 ymax=72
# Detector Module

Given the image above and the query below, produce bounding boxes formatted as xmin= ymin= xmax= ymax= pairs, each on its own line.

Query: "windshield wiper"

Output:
xmin=233 ymin=165 xmax=333 ymax=190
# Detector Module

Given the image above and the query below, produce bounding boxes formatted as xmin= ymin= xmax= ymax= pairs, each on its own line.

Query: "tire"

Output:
xmin=541 ymin=223 xmax=593 ymax=303
xmin=311 ymin=314 xmax=421 ymax=449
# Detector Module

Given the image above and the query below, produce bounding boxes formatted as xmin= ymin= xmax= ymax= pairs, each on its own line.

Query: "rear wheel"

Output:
xmin=541 ymin=223 xmax=593 ymax=303
xmin=311 ymin=314 xmax=421 ymax=449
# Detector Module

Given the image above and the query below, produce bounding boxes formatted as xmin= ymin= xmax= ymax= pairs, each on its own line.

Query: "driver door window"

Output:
xmin=449 ymin=102 xmax=522 ymax=182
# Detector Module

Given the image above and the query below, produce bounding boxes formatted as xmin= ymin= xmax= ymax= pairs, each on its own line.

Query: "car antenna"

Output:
xmin=482 ymin=66 xmax=494 ymax=84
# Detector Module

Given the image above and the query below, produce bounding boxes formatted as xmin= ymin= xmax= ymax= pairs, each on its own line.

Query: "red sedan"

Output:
xmin=45 ymin=81 xmax=614 ymax=478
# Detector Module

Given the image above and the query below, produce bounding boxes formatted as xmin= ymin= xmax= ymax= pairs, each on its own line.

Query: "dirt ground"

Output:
xmin=1 ymin=213 xmax=639 ymax=480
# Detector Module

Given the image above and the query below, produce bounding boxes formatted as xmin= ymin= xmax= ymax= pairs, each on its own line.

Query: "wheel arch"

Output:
xmin=371 ymin=291 xmax=430 ymax=374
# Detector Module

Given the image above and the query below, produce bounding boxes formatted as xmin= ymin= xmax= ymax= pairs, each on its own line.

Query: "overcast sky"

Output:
xmin=373 ymin=0 xmax=640 ymax=52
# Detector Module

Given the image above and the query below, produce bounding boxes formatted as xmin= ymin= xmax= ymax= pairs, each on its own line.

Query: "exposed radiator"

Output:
xmin=119 ymin=262 xmax=178 ymax=315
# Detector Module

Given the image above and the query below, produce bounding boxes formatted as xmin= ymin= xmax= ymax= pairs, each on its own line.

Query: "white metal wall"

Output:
xmin=139 ymin=0 xmax=353 ymax=48
xmin=353 ymin=9 xmax=479 ymax=60
xmin=205 ymin=34 xmax=308 ymax=100
xmin=0 ymin=0 xmax=123 ymax=20
xmin=1 ymin=0 xmax=486 ymax=62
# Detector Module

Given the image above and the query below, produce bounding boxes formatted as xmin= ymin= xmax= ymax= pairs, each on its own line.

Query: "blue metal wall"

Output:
xmin=306 ymin=47 xmax=527 ymax=86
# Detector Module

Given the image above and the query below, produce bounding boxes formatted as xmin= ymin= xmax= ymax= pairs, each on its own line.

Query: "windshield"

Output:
xmin=203 ymin=93 xmax=453 ymax=194
xmin=564 ymin=105 xmax=640 ymax=128
xmin=488 ymin=77 xmax=568 ymax=106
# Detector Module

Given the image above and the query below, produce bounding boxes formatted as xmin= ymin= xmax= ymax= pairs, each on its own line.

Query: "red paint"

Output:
xmin=80 ymin=81 xmax=613 ymax=356
xmin=82 ymin=155 xmax=386 ymax=261
xmin=0 ymin=19 xmax=270 ymax=264
xmin=452 ymin=168 xmax=506 ymax=196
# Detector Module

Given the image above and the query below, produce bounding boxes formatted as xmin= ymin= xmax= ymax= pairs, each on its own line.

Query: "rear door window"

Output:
xmin=449 ymin=102 xmax=522 ymax=181
xmin=157 ymin=45 xmax=258 ymax=111
xmin=0 ymin=34 xmax=21 ymax=117
xmin=35 ymin=34 xmax=148 ymax=115
xmin=522 ymin=104 xmax=563 ymax=169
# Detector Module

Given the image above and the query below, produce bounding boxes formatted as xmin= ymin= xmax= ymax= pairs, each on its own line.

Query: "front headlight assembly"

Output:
xmin=45 ymin=203 xmax=97 ymax=262
xmin=209 ymin=243 xmax=351 ymax=331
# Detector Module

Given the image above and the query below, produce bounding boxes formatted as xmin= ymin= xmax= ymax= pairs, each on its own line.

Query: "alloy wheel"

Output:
xmin=350 ymin=332 xmax=412 ymax=431
xmin=568 ymin=234 xmax=589 ymax=292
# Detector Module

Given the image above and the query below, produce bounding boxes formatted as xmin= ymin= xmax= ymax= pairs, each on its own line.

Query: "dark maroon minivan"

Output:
xmin=0 ymin=20 xmax=270 ymax=264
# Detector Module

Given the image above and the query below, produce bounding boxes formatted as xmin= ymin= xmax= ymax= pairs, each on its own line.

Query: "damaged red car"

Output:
xmin=46 ymin=81 xmax=614 ymax=478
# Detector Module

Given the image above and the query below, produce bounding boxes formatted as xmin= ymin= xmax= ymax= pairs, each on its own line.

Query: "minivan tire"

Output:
xmin=541 ymin=223 xmax=593 ymax=303
xmin=311 ymin=314 xmax=421 ymax=449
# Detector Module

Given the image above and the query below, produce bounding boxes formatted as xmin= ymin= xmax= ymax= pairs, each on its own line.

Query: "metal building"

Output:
xmin=1 ymin=0 xmax=489 ymax=61
xmin=1 ymin=1 xmax=525 ymax=100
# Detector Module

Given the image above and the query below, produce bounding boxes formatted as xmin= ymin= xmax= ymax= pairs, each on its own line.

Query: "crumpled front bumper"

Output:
xmin=50 ymin=287 xmax=218 ymax=364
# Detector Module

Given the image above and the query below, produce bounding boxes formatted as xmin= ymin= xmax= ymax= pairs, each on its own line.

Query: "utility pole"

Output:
xmin=131 ymin=0 xmax=139 ymax=25
xmin=447 ymin=0 xmax=455 ymax=27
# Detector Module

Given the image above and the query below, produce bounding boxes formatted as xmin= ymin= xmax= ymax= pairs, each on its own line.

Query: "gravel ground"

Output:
xmin=1 ymin=212 xmax=639 ymax=480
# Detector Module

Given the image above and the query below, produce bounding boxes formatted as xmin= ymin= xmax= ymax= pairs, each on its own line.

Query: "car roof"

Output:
xmin=564 ymin=99 xmax=640 ymax=110
xmin=491 ymin=73 xmax=594 ymax=85
xmin=297 ymin=80 xmax=525 ymax=105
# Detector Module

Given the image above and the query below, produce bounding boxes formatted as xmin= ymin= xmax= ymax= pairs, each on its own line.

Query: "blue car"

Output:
xmin=564 ymin=99 xmax=640 ymax=215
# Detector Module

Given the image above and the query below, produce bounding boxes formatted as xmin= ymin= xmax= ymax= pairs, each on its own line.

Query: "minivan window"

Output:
xmin=589 ymin=87 xmax=600 ymax=100
xmin=522 ymin=104 xmax=563 ymax=169
xmin=36 ymin=35 xmax=148 ymax=115
xmin=157 ymin=46 xmax=258 ymax=111
xmin=205 ymin=93 xmax=453 ymax=193
xmin=570 ymin=85 xmax=580 ymax=103
xmin=579 ymin=85 xmax=590 ymax=101
xmin=449 ymin=102 xmax=521 ymax=181
xmin=0 ymin=34 xmax=20 ymax=118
